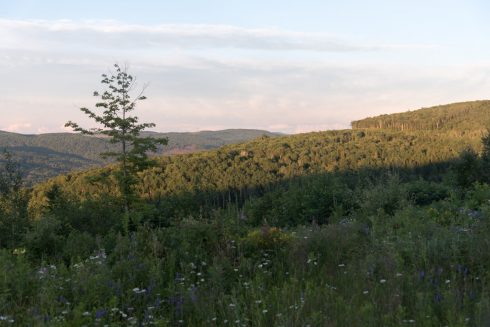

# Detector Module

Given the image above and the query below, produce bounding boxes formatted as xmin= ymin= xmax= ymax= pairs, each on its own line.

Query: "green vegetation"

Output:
xmin=2 ymin=101 xmax=490 ymax=325
xmin=65 ymin=63 xmax=168 ymax=216
xmin=28 ymin=127 xmax=478 ymax=217
xmin=352 ymin=100 xmax=490 ymax=136
xmin=0 ymin=129 xmax=279 ymax=184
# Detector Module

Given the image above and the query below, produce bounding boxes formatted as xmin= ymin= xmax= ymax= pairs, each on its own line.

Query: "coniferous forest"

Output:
xmin=3 ymin=100 xmax=490 ymax=326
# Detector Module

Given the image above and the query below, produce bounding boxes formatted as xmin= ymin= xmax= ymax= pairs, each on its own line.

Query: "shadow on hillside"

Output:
xmin=148 ymin=158 xmax=458 ymax=224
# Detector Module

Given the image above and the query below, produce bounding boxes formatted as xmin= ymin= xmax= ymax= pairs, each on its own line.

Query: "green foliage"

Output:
xmin=3 ymin=168 xmax=490 ymax=325
xmin=0 ymin=129 xmax=279 ymax=184
xmin=0 ymin=150 xmax=29 ymax=249
xmin=25 ymin=215 xmax=64 ymax=260
xmin=405 ymin=179 xmax=450 ymax=206
xmin=242 ymin=226 xmax=292 ymax=251
xmin=352 ymin=100 xmax=490 ymax=135
xmin=454 ymin=148 xmax=481 ymax=188
xmin=29 ymin=126 xmax=476 ymax=217
xmin=65 ymin=63 xmax=168 ymax=213
xmin=453 ymin=129 xmax=490 ymax=188
xmin=4 ymin=101 xmax=490 ymax=325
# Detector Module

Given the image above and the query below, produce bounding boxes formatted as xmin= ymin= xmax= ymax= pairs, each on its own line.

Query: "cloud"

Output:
xmin=3 ymin=55 xmax=490 ymax=134
xmin=4 ymin=123 xmax=32 ymax=133
xmin=0 ymin=18 xmax=485 ymax=135
xmin=0 ymin=18 xmax=427 ymax=53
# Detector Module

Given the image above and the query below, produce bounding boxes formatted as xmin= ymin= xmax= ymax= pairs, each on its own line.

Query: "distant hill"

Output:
xmin=27 ymin=100 xmax=490 ymax=213
xmin=0 ymin=129 xmax=280 ymax=184
xmin=6 ymin=100 xmax=490 ymax=192
xmin=351 ymin=100 xmax=490 ymax=137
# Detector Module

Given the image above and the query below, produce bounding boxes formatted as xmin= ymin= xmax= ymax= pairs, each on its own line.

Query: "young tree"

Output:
xmin=65 ymin=64 xmax=167 ymax=214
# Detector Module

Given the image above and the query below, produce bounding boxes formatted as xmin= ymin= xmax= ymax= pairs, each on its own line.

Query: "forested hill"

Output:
xmin=351 ymin=100 xmax=490 ymax=135
xmin=28 ymin=100 xmax=490 ymax=214
xmin=0 ymin=129 xmax=279 ymax=184
xmin=29 ymin=127 xmax=479 ymax=215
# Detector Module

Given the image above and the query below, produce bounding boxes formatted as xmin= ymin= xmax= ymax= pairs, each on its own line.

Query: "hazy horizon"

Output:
xmin=2 ymin=1 xmax=490 ymax=134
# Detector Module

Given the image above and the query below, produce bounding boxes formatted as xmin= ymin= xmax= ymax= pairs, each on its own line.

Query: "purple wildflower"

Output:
xmin=95 ymin=309 xmax=107 ymax=319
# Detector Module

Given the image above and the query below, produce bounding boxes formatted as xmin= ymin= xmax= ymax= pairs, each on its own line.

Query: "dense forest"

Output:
xmin=28 ymin=127 xmax=479 ymax=217
xmin=351 ymin=100 xmax=490 ymax=135
xmin=2 ymin=101 xmax=490 ymax=326
xmin=0 ymin=129 xmax=279 ymax=184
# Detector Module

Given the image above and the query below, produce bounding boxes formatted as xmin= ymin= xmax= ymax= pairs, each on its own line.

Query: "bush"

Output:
xmin=405 ymin=179 xmax=450 ymax=206
xmin=25 ymin=216 xmax=65 ymax=260
xmin=242 ymin=226 xmax=292 ymax=252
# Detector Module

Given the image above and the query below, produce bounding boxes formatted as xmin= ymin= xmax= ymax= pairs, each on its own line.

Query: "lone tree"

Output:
xmin=65 ymin=63 xmax=167 ymax=214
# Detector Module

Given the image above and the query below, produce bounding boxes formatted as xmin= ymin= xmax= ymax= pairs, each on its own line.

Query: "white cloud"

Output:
xmin=0 ymin=18 xmax=486 ymax=135
xmin=4 ymin=123 xmax=32 ymax=133
xmin=0 ymin=18 xmax=429 ymax=53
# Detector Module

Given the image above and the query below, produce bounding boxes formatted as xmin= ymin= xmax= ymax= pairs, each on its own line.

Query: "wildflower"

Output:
xmin=132 ymin=287 xmax=140 ymax=293
xmin=445 ymin=279 xmax=451 ymax=284
xmin=380 ymin=279 xmax=387 ymax=284
xmin=82 ymin=311 xmax=90 ymax=316
xmin=211 ymin=317 xmax=217 ymax=321
xmin=338 ymin=263 xmax=345 ymax=267
xmin=96 ymin=309 xmax=107 ymax=319
xmin=396 ymin=273 xmax=403 ymax=277
xmin=363 ymin=290 xmax=369 ymax=294
xmin=262 ymin=309 xmax=268 ymax=314
xmin=229 ymin=303 xmax=236 ymax=308
xmin=13 ymin=247 xmax=26 ymax=255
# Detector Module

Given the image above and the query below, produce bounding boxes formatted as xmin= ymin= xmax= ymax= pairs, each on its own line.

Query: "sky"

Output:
xmin=1 ymin=0 xmax=490 ymax=134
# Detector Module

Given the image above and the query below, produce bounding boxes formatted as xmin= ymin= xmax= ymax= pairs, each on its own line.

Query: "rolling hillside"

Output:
xmin=28 ymin=100 xmax=489 ymax=214
xmin=5 ymin=101 xmax=490 ymax=326
xmin=0 ymin=129 xmax=280 ymax=184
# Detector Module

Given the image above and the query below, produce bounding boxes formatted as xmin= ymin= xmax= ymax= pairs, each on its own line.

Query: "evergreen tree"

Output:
xmin=65 ymin=64 xmax=167 ymax=214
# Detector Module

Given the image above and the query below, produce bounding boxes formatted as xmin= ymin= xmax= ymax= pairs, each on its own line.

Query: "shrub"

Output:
xmin=242 ymin=226 xmax=292 ymax=251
